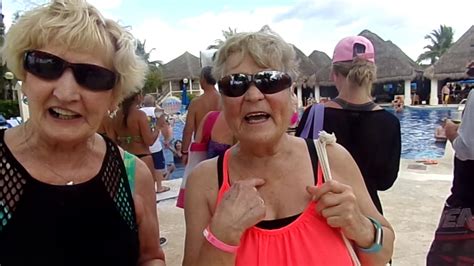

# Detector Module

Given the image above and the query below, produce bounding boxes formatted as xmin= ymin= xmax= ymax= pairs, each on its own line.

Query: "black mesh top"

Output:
xmin=296 ymin=107 xmax=401 ymax=214
xmin=0 ymin=130 xmax=139 ymax=266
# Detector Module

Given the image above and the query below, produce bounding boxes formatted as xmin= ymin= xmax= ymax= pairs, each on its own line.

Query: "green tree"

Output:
xmin=207 ymin=27 xmax=238 ymax=49
xmin=417 ymin=25 xmax=454 ymax=64
xmin=135 ymin=39 xmax=163 ymax=94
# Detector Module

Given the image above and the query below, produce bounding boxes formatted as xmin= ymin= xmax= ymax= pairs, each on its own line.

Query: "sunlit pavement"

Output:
xmin=156 ymin=143 xmax=455 ymax=266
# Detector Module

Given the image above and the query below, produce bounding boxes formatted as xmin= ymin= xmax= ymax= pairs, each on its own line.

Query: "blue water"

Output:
xmin=387 ymin=107 xmax=460 ymax=159
xmin=170 ymin=107 xmax=458 ymax=170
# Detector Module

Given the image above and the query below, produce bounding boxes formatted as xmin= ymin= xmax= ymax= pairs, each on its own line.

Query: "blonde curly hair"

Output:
xmin=212 ymin=29 xmax=299 ymax=81
xmin=1 ymin=0 xmax=147 ymax=105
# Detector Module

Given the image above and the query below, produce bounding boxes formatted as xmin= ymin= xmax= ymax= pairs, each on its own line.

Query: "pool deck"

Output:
xmin=155 ymin=143 xmax=456 ymax=266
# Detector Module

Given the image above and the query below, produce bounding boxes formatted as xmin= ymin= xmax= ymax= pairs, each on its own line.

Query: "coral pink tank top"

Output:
xmin=215 ymin=141 xmax=354 ymax=266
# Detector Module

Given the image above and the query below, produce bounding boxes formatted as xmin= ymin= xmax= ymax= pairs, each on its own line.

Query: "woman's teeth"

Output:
xmin=49 ymin=108 xmax=80 ymax=120
xmin=245 ymin=113 xmax=270 ymax=123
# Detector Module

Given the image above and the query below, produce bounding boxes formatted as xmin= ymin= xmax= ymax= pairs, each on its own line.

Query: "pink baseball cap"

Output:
xmin=332 ymin=36 xmax=375 ymax=63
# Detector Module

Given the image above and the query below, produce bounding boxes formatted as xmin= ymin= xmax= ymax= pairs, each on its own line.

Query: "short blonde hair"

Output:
xmin=212 ymin=30 xmax=299 ymax=81
xmin=332 ymin=58 xmax=376 ymax=96
xmin=1 ymin=0 xmax=147 ymax=104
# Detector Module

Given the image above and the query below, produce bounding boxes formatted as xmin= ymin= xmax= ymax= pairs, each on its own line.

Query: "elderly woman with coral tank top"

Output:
xmin=183 ymin=28 xmax=394 ymax=266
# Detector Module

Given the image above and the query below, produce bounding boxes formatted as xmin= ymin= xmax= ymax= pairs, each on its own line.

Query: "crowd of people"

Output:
xmin=0 ymin=0 xmax=473 ymax=265
xmin=441 ymin=82 xmax=472 ymax=105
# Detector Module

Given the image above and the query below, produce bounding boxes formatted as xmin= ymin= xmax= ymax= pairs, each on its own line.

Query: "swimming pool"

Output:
xmin=387 ymin=107 xmax=460 ymax=159
xmin=169 ymin=107 xmax=459 ymax=174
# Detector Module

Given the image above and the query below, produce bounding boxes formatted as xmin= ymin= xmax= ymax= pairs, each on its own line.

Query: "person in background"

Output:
xmin=175 ymin=109 xmax=234 ymax=208
xmin=183 ymin=29 xmax=394 ymax=266
xmin=112 ymin=93 xmax=161 ymax=186
xmin=165 ymin=140 xmax=184 ymax=180
xmin=296 ymin=36 xmax=401 ymax=215
xmin=442 ymin=83 xmax=451 ymax=105
xmin=427 ymin=89 xmax=474 ymax=265
xmin=181 ymin=66 xmax=220 ymax=164
xmin=434 ymin=119 xmax=447 ymax=142
xmin=0 ymin=0 xmax=165 ymax=264
xmin=140 ymin=94 xmax=170 ymax=193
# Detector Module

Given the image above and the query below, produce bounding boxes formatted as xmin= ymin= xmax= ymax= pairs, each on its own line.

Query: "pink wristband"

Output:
xmin=203 ymin=226 xmax=239 ymax=253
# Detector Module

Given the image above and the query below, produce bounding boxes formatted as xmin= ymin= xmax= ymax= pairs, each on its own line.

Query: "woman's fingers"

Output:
xmin=306 ymin=180 xmax=352 ymax=201
xmin=307 ymin=180 xmax=361 ymax=230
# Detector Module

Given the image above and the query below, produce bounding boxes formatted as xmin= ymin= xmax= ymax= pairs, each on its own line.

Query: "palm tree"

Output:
xmin=136 ymin=39 xmax=162 ymax=68
xmin=417 ymin=25 xmax=454 ymax=64
xmin=207 ymin=27 xmax=238 ymax=49
xmin=135 ymin=39 xmax=163 ymax=94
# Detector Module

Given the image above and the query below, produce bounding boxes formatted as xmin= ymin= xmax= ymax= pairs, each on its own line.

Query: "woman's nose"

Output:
xmin=52 ymin=69 xmax=81 ymax=102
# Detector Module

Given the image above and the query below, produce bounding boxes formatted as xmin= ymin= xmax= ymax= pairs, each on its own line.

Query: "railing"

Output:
xmin=155 ymin=85 xmax=172 ymax=105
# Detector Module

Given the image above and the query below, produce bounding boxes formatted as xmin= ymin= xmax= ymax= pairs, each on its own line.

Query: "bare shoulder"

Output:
xmin=188 ymin=96 xmax=202 ymax=109
xmin=326 ymin=142 xmax=353 ymax=162
xmin=186 ymin=157 xmax=220 ymax=209
xmin=134 ymin=157 xmax=154 ymax=188
xmin=325 ymin=142 xmax=364 ymax=186
xmin=132 ymin=108 xmax=148 ymax=120
xmin=187 ymin=157 xmax=219 ymax=191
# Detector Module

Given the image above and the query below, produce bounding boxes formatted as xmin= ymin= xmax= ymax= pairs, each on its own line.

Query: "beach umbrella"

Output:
xmin=161 ymin=96 xmax=182 ymax=114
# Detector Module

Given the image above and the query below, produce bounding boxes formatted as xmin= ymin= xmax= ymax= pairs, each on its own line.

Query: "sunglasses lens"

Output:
xmin=24 ymin=51 xmax=65 ymax=80
xmin=255 ymin=71 xmax=292 ymax=94
xmin=24 ymin=50 xmax=116 ymax=91
xmin=218 ymin=74 xmax=249 ymax=97
xmin=73 ymin=64 xmax=116 ymax=91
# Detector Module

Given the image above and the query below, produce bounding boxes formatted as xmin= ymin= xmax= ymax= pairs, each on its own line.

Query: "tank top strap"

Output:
xmin=202 ymin=111 xmax=220 ymax=143
xmin=216 ymin=149 xmax=232 ymax=206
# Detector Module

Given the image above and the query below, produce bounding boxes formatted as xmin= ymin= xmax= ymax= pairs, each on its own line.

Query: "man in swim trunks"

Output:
xmin=181 ymin=66 xmax=220 ymax=164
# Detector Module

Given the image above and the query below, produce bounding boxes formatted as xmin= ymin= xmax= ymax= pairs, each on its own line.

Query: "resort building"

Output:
xmin=424 ymin=25 xmax=474 ymax=105
xmin=161 ymin=52 xmax=202 ymax=102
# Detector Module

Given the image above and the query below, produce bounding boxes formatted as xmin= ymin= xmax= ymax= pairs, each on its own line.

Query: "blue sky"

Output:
xmin=3 ymin=0 xmax=474 ymax=63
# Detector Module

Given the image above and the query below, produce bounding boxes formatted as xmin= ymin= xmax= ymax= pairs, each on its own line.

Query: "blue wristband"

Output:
xmin=358 ymin=216 xmax=383 ymax=253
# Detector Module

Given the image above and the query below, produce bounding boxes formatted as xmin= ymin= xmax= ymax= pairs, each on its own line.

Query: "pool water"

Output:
xmin=387 ymin=107 xmax=460 ymax=159
xmin=168 ymin=107 xmax=459 ymax=175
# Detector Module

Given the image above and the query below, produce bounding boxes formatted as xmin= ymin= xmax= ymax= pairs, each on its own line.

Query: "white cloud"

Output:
xmin=87 ymin=0 xmax=123 ymax=10
xmin=132 ymin=0 xmax=473 ymax=64
xmin=3 ymin=0 xmax=473 ymax=65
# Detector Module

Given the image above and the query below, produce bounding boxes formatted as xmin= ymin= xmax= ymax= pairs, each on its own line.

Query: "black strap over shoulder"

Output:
xmin=304 ymin=138 xmax=319 ymax=185
xmin=217 ymin=154 xmax=224 ymax=189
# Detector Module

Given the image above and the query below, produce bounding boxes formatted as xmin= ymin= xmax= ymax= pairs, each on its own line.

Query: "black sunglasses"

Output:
xmin=218 ymin=71 xmax=292 ymax=97
xmin=23 ymin=50 xmax=117 ymax=91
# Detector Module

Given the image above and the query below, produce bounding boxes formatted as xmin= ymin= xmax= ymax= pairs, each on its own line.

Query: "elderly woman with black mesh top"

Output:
xmin=0 ymin=0 xmax=165 ymax=265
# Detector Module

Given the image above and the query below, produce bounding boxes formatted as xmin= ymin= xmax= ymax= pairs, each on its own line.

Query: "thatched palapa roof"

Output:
xmin=162 ymin=52 xmax=201 ymax=81
xmin=316 ymin=29 xmax=421 ymax=86
xmin=309 ymin=50 xmax=331 ymax=69
xmin=425 ymin=25 xmax=474 ymax=80
xmin=292 ymin=45 xmax=316 ymax=78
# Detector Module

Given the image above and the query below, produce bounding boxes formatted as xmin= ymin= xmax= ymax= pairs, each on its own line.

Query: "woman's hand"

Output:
xmin=306 ymin=180 xmax=374 ymax=247
xmin=209 ymin=178 xmax=266 ymax=245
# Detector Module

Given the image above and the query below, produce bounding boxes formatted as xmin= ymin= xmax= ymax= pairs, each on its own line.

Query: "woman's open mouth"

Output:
xmin=49 ymin=107 xmax=82 ymax=120
xmin=244 ymin=112 xmax=271 ymax=124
